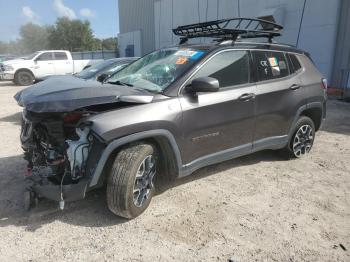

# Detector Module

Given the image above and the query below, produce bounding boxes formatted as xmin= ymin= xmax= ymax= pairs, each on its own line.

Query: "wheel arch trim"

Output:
xmin=89 ymin=129 xmax=182 ymax=187
xmin=288 ymin=102 xmax=324 ymax=139
xmin=15 ymin=68 xmax=35 ymax=77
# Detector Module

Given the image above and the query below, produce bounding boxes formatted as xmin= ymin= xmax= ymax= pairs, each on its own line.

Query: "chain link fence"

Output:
xmin=71 ymin=50 xmax=118 ymax=60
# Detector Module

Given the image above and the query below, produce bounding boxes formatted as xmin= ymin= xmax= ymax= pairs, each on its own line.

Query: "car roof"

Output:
xmin=178 ymin=41 xmax=306 ymax=55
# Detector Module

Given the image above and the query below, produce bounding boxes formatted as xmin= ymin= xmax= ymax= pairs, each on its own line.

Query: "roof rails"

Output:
xmin=172 ymin=17 xmax=283 ymax=44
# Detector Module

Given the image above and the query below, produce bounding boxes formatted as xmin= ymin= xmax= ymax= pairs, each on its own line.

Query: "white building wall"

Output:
xmin=118 ymin=31 xmax=142 ymax=57
xmin=118 ymin=0 xmax=156 ymax=56
xmin=154 ymin=0 xmax=341 ymax=80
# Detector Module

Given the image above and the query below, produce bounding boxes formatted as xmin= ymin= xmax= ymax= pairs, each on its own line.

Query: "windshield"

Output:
xmin=107 ymin=48 xmax=207 ymax=92
xmin=75 ymin=59 xmax=116 ymax=79
xmin=22 ymin=52 xmax=40 ymax=60
xmin=104 ymin=63 xmax=129 ymax=75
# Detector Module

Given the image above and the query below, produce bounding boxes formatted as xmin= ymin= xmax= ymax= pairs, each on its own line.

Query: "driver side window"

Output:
xmin=191 ymin=50 xmax=250 ymax=89
xmin=36 ymin=52 xmax=53 ymax=61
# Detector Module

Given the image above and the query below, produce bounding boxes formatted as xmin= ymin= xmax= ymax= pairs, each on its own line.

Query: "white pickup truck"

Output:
xmin=0 ymin=50 xmax=101 ymax=85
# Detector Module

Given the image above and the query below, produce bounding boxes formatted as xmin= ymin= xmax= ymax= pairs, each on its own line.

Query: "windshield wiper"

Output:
xmin=107 ymin=80 xmax=134 ymax=87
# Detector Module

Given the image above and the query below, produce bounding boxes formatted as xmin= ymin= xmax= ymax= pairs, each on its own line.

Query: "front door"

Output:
xmin=180 ymin=50 xmax=256 ymax=164
xmin=34 ymin=52 xmax=55 ymax=78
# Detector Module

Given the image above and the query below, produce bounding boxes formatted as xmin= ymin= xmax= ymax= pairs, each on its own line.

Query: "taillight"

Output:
xmin=321 ymin=78 xmax=327 ymax=89
xmin=63 ymin=113 xmax=83 ymax=123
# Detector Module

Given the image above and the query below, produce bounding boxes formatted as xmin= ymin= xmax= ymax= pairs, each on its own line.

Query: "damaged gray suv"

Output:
xmin=15 ymin=18 xmax=327 ymax=218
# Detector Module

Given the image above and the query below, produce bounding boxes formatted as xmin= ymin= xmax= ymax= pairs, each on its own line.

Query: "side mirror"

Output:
xmin=188 ymin=77 xmax=219 ymax=93
xmin=97 ymin=73 xmax=110 ymax=83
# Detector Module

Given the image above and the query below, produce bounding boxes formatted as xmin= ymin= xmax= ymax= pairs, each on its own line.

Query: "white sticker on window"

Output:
xmin=175 ymin=50 xmax=197 ymax=57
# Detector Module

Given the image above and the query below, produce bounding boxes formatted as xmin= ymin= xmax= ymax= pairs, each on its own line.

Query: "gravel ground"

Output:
xmin=0 ymin=81 xmax=349 ymax=262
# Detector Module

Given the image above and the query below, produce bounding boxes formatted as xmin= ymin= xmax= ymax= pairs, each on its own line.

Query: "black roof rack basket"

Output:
xmin=173 ymin=17 xmax=283 ymax=44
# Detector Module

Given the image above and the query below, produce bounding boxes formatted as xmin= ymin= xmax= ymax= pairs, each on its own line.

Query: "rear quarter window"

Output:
xmin=289 ymin=54 xmax=302 ymax=72
xmin=54 ymin=52 xmax=68 ymax=60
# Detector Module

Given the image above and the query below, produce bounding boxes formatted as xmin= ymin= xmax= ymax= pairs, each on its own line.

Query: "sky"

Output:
xmin=0 ymin=0 xmax=120 ymax=41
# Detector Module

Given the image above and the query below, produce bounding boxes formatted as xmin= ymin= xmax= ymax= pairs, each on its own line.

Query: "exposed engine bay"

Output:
xmin=21 ymin=109 xmax=104 ymax=210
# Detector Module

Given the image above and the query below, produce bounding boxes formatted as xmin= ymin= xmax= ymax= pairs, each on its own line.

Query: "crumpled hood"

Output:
xmin=14 ymin=75 xmax=154 ymax=113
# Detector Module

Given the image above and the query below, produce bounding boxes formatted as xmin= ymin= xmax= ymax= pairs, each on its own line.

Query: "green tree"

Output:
xmin=0 ymin=41 xmax=10 ymax=54
xmin=48 ymin=17 xmax=99 ymax=51
xmin=0 ymin=18 xmax=117 ymax=55
xmin=101 ymin=37 xmax=118 ymax=51
xmin=92 ymin=38 xmax=102 ymax=50
xmin=0 ymin=40 xmax=25 ymax=55
xmin=19 ymin=23 xmax=49 ymax=53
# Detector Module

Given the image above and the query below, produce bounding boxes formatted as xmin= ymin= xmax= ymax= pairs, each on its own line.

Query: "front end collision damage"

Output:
xmin=19 ymin=108 xmax=107 ymax=210
xmin=23 ymin=117 xmax=107 ymax=210
xmin=18 ymin=81 xmax=188 ymax=210
xmin=14 ymin=77 xmax=161 ymax=210
xmin=22 ymin=113 xmax=183 ymax=210
xmin=20 ymin=102 xmax=182 ymax=210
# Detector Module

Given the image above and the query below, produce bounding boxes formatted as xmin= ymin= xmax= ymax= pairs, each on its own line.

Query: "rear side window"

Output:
xmin=253 ymin=51 xmax=289 ymax=81
xmin=289 ymin=54 xmax=302 ymax=72
xmin=36 ymin=52 xmax=53 ymax=61
xmin=191 ymin=50 xmax=250 ymax=88
xmin=54 ymin=52 xmax=68 ymax=60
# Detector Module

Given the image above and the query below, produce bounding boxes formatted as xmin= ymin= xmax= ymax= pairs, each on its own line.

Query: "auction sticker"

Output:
xmin=175 ymin=50 xmax=205 ymax=60
xmin=176 ymin=57 xmax=188 ymax=65
xmin=268 ymin=57 xmax=278 ymax=67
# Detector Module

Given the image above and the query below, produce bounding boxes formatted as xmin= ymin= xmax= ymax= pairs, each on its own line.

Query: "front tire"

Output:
xmin=285 ymin=116 xmax=315 ymax=158
xmin=106 ymin=143 xmax=157 ymax=219
xmin=14 ymin=70 xmax=34 ymax=86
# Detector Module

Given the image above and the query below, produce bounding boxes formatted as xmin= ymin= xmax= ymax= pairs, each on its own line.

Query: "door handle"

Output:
xmin=289 ymin=84 xmax=300 ymax=90
xmin=238 ymin=93 xmax=255 ymax=101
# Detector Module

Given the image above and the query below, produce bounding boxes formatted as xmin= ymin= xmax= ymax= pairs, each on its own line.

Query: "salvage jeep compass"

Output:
xmin=15 ymin=18 xmax=327 ymax=218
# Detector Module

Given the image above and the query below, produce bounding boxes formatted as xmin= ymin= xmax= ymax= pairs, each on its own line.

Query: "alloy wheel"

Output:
xmin=292 ymin=124 xmax=314 ymax=157
xmin=18 ymin=72 xmax=33 ymax=85
xmin=133 ymin=155 xmax=156 ymax=207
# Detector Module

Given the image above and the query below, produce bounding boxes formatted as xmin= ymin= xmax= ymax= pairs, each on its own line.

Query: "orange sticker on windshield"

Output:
xmin=176 ymin=57 xmax=188 ymax=65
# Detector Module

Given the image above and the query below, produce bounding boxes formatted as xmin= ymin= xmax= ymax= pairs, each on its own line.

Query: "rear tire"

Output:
xmin=14 ymin=70 xmax=34 ymax=86
xmin=106 ymin=143 xmax=157 ymax=219
xmin=284 ymin=116 xmax=315 ymax=158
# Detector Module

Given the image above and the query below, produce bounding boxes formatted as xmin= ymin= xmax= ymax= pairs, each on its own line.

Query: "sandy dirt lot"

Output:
xmin=0 ymin=81 xmax=349 ymax=262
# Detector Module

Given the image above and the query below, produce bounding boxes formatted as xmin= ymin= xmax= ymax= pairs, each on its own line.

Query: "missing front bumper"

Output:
xmin=27 ymin=177 xmax=90 ymax=202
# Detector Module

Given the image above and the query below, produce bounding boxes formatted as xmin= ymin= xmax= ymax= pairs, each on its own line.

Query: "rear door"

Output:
xmin=180 ymin=50 xmax=256 ymax=164
xmin=34 ymin=52 xmax=55 ymax=78
xmin=252 ymin=50 xmax=306 ymax=149
xmin=53 ymin=52 xmax=73 ymax=75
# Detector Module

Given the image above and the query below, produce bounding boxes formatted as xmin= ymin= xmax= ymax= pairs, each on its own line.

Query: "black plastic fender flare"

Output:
xmin=287 ymin=101 xmax=324 ymax=140
xmin=88 ymin=129 xmax=183 ymax=187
